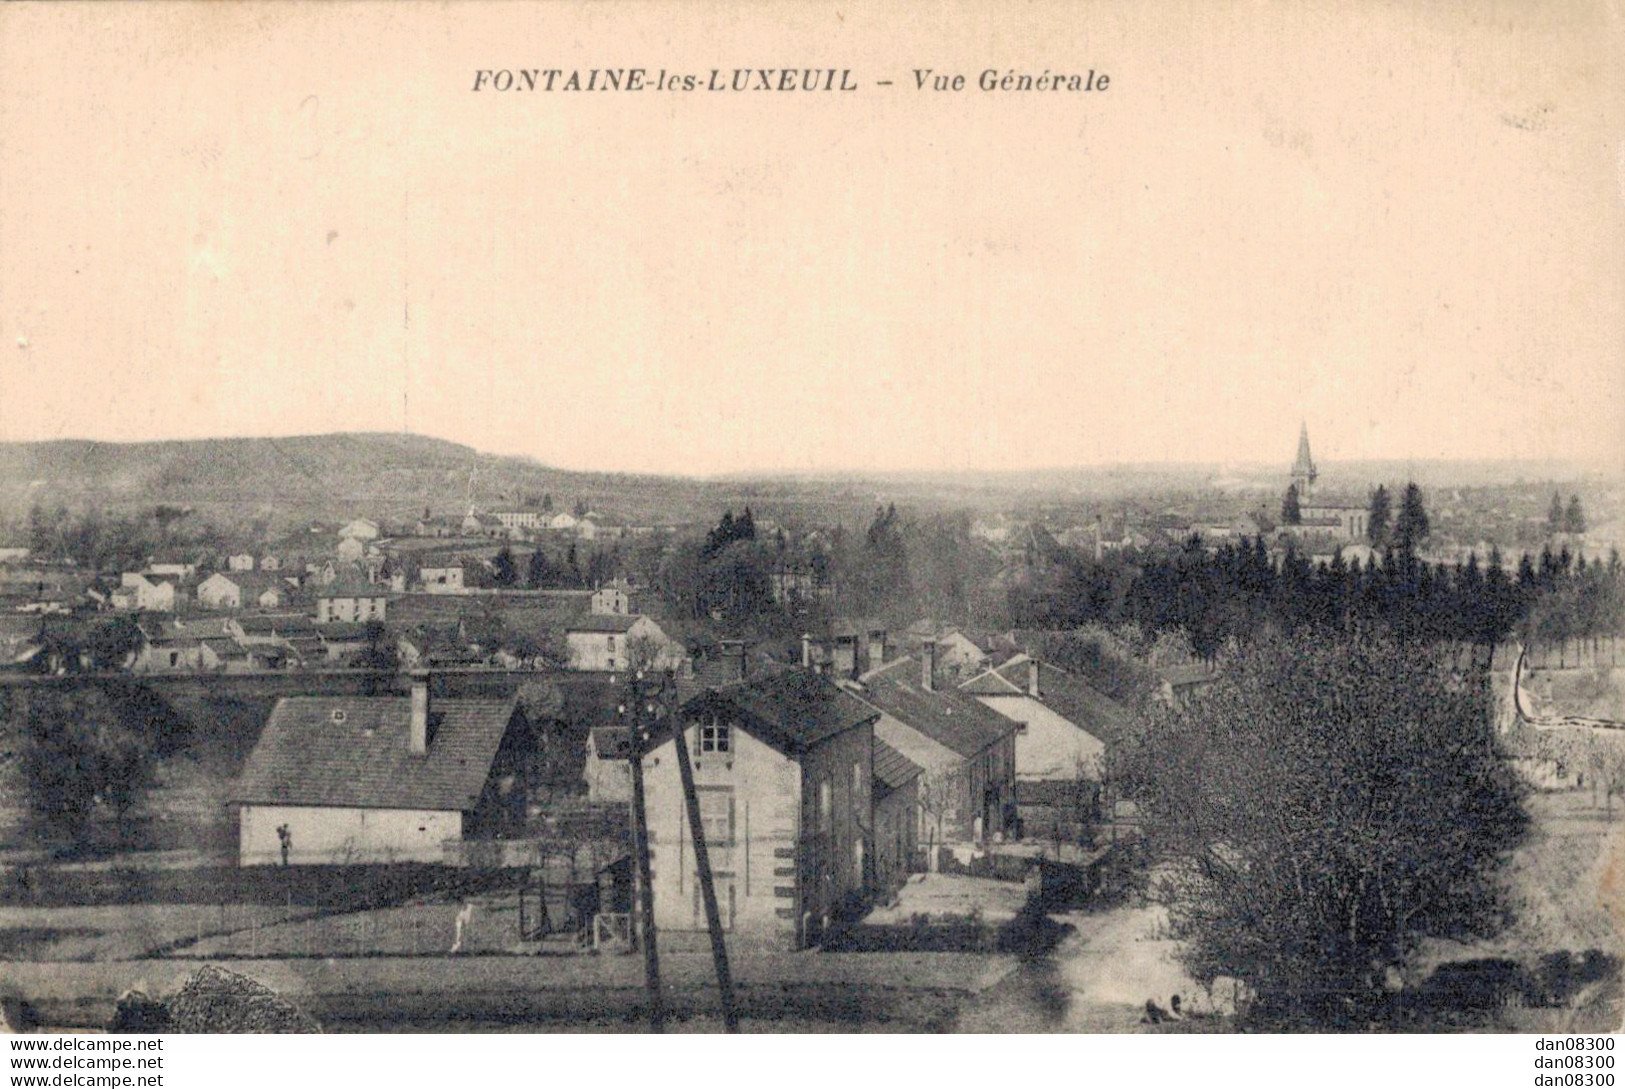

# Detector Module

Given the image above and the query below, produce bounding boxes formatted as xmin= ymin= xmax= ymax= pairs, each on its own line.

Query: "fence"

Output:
xmin=0 ymin=861 xmax=523 ymax=909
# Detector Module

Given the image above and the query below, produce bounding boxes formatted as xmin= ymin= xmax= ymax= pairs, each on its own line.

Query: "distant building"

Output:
xmin=197 ymin=572 xmax=288 ymax=611
xmin=338 ymin=519 xmax=381 ymax=541
xmin=960 ymin=655 xmax=1131 ymax=783
xmin=493 ymin=510 xmax=549 ymax=531
xmin=113 ymin=573 xmax=178 ymax=612
xmin=314 ymin=581 xmax=389 ymax=624
xmin=227 ymin=553 xmax=256 ymax=572
xmin=589 ymin=586 xmax=630 ymax=616
xmin=231 ymin=678 xmax=534 ymax=865
xmin=419 ymin=566 xmax=466 ymax=594
xmin=564 ymin=614 xmax=683 ymax=672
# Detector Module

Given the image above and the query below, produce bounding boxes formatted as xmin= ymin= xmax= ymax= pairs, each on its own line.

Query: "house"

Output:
xmin=315 ymin=622 xmax=372 ymax=661
xmin=576 ymin=518 xmax=600 ymax=541
xmin=855 ymin=645 xmax=1019 ymax=848
xmin=959 ymin=654 xmax=1132 ymax=784
xmin=146 ymin=561 xmax=198 ymax=579
xmin=314 ymin=581 xmax=389 ymax=624
xmin=494 ymin=510 xmax=549 ymax=532
xmin=548 ymin=512 xmax=579 ymax=532
xmin=590 ymin=586 xmax=630 ymax=616
xmin=564 ymin=614 xmax=684 ymax=672
xmin=336 ymin=537 xmax=367 ymax=563
xmin=196 ymin=572 xmax=288 ymax=611
xmin=227 ymin=553 xmax=256 ymax=571
xmin=132 ymin=633 xmax=208 ymax=673
xmin=112 ymin=573 xmax=177 ymax=612
xmin=259 ymin=553 xmax=282 ymax=572
xmin=800 ymin=620 xmax=889 ymax=679
xmin=871 ymin=738 xmax=922 ymax=900
xmin=227 ymin=614 xmax=320 ymax=664
xmin=461 ymin=513 xmax=505 ymax=539
xmin=902 ymin=621 xmax=988 ymax=682
xmin=338 ymin=518 xmax=381 ymax=541
xmin=231 ymin=676 xmax=535 ymax=865
xmin=640 ymin=663 xmax=881 ymax=950
xmin=419 ymin=566 xmax=465 ymax=594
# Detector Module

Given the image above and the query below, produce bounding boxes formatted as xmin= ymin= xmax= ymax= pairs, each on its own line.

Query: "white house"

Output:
xmin=639 ymin=665 xmax=880 ymax=950
xmin=231 ymin=678 xmax=534 ymax=865
xmin=196 ymin=572 xmax=287 ymax=611
xmin=336 ymin=537 xmax=367 ymax=563
xmin=419 ymin=566 xmax=465 ymax=594
xmin=314 ymin=582 xmax=389 ymax=624
xmin=113 ymin=573 xmax=177 ymax=612
xmin=590 ymin=586 xmax=630 ymax=616
xmin=563 ymin=614 xmax=683 ymax=672
xmin=959 ymin=654 xmax=1130 ymax=782
xmin=338 ymin=518 xmax=381 ymax=541
xmin=548 ymin=512 xmax=579 ymax=532
xmin=227 ymin=553 xmax=256 ymax=571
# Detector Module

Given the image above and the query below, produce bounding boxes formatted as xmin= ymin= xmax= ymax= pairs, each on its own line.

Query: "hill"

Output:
xmin=0 ymin=433 xmax=725 ymax=530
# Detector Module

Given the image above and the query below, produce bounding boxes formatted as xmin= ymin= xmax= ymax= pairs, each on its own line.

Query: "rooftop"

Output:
xmin=233 ymin=695 xmax=522 ymax=810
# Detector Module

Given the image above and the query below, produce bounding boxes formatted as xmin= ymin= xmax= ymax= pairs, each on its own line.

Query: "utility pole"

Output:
xmin=668 ymin=674 xmax=741 ymax=1033
xmin=623 ymin=672 xmax=664 ymax=1033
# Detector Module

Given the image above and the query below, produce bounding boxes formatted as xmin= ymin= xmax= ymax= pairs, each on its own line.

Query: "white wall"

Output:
xmin=239 ymin=804 xmax=461 ymax=866
xmin=975 ymin=694 xmax=1105 ymax=781
xmin=643 ymin=722 xmax=803 ymax=949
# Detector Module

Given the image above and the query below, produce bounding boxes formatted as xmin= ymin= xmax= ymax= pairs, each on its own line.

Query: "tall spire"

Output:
xmin=1291 ymin=422 xmax=1317 ymax=502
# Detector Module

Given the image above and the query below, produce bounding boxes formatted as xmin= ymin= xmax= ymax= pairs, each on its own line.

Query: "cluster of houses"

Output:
xmin=232 ymin=618 xmax=1145 ymax=950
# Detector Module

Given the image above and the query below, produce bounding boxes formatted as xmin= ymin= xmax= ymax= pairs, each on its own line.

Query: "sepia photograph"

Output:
xmin=0 ymin=0 xmax=1621 ymax=1067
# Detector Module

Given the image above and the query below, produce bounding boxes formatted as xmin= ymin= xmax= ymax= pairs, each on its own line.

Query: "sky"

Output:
xmin=1 ymin=1 xmax=1621 ymax=476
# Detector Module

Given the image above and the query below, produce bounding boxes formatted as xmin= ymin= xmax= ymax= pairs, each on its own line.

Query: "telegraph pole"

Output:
xmin=668 ymin=675 xmax=741 ymax=1033
xmin=623 ymin=672 xmax=664 ymax=1033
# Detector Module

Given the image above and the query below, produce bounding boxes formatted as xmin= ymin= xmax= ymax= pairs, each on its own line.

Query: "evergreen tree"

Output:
xmin=1565 ymin=494 xmax=1587 ymax=535
xmin=526 ymin=548 xmax=556 ymax=589
xmin=491 ymin=547 xmax=518 ymax=587
xmin=1281 ymin=484 xmax=1302 ymax=526
xmin=1392 ymin=483 xmax=1430 ymax=554
xmin=1548 ymin=491 xmax=1565 ymax=535
xmin=1367 ymin=485 xmax=1391 ymax=547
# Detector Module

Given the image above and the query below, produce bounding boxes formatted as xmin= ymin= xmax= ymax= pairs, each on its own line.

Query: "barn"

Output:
xmin=231 ymin=675 xmax=534 ymax=866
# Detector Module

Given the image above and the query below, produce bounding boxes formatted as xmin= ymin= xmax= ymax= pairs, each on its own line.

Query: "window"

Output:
xmin=696 ymin=787 xmax=734 ymax=845
xmin=698 ymin=723 xmax=731 ymax=755
xmin=818 ymin=779 xmax=833 ymax=835
xmin=852 ymin=762 xmax=864 ymax=805
xmin=692 ymin=873 xmax=736 ymax=930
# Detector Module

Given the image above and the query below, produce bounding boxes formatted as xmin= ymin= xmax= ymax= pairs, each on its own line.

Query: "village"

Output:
xmin=0 ymin=426 xmax=1622 ymax=1032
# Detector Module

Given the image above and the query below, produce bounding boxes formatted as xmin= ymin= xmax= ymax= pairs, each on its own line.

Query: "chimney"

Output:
xmin=721 ymin=639 xmax=747 ymax=682
xmin=870 ymin=629 xmax=887 ymax=670
xmin=834 ymin=636 xmax=856 ymax=679
xmin=1028 ymin=657 xmax=1041 ymax=698
xmin=409 ymin=671 xmax=430 ymax=755
xmin=921 ymin=639 xmax=937 ymax=692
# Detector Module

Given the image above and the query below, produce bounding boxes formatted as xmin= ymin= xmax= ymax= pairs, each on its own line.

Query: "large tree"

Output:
xmin=1564 ymin=494 xmax=1588 ymax=536
xmin=14 ymin=688 xmax=159 ymax=851
xmin=1281 ymin=484 xmax=1302 ymax=527
xmin=1366 ymin=485 xmax=1391 ymax=548
xmin=1116 ymin=632 xmax=1527 ymax=1027
xmin=1391 ymin=483 xmax=1430 ymax=554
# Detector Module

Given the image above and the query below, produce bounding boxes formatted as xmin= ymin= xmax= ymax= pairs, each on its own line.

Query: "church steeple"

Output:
xmin=1291 ymin=422 xmax=1317 ymax=503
